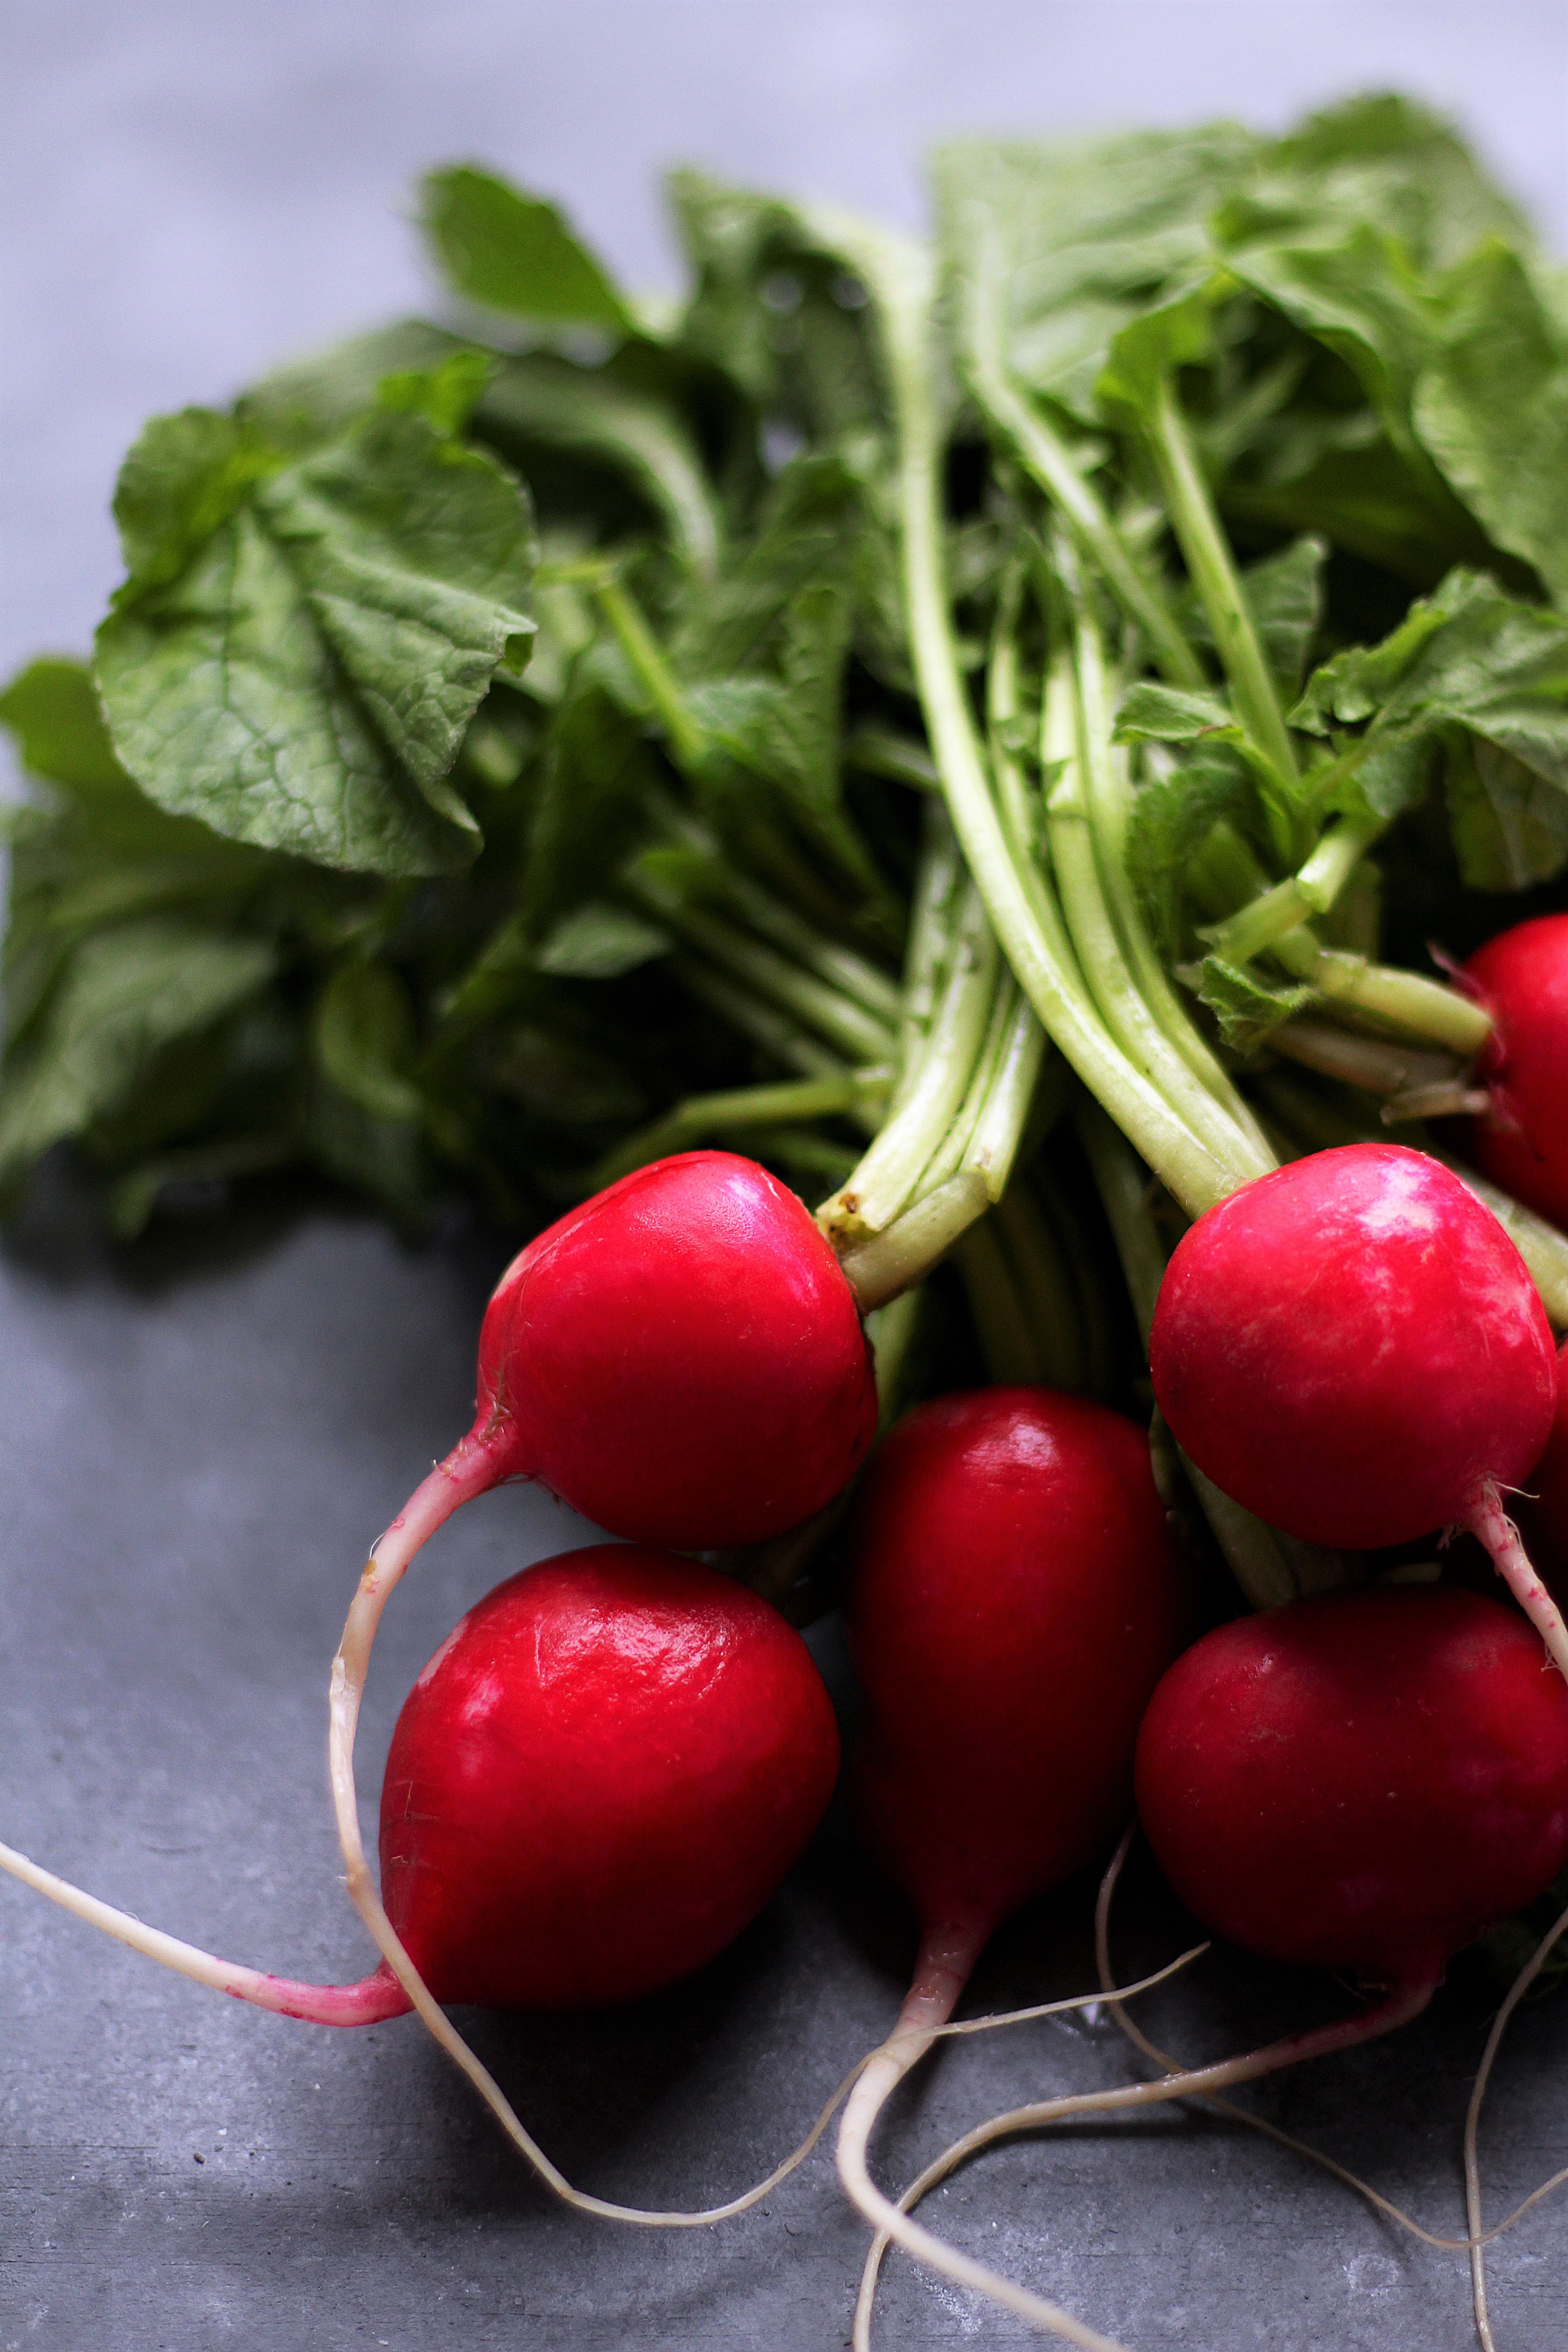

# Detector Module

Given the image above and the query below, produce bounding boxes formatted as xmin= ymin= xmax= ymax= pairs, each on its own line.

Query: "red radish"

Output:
xmin=1 ymin=1547 xmax=841 ymax=2215
xmin=855 ymin=1587 xmax=1568 ymax=2352
xmin=1465 ymin=913 xmax=1568 ymax=1230
xmin=1148 ymin=1143 xmax=1568 ymax=1675
xmin=833 ymin=1389 xmax=1191 ymax=2342
xmin=1136 ymin=1587 xmax=1568 ymax=1984
xmin=326 ymin=1149 xmax=877 ymax=2126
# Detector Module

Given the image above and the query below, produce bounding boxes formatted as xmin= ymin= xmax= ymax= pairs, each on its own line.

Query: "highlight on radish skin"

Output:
xmin=1466 ymin=913 xmax=1568 ymax=1230
xmin=0 ymin=1547 xmax=854 ymax=2228
xmin=1148 ymin=1143 xmax=1566 ymax=1674
xmin=833 ymin=1387 xmax=1192 ymax=2340
xmin=852 ymin=1586 xmax=1568 ymax=2349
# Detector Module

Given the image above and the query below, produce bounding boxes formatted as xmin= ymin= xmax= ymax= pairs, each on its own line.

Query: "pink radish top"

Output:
xmin=470 ymin=1152 xmax=878 ymax=1548
xmin=1150 ymin=1143 xmax=1557 ymax=1550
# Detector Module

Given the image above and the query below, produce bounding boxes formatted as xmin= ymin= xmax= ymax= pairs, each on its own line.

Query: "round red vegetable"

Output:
xmin=470 ymin=1151 xmax=877 ymax=1548
xmin=1149 ymin=1143 xmax=1556 ymax=1552
xmin=846 ymin=1387 xmax=1191 ymax=1952
xmin=1465 ymin=913 xmax=1568 ymax=1229
xmin=1136 ymin=1586 xmax=1568 ymax=1986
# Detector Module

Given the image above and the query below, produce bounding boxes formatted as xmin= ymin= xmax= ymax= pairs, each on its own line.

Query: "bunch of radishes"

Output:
xmin=8 ymin=903 xmax=1568 ymax=2348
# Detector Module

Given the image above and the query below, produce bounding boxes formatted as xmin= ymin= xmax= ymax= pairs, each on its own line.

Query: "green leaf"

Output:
xmin=0 ymin=920 xmax=276 ymax=1190
xmin=1413 ymin=240 xmax=1568 ymax=602
xmin=240 ymin=320 xmax=471 ymax=448
xmin=521 ymin=681 xmax=661 ymax=940
xmin=421 ymin=166 xmax=635 ymax=335
xmin=1268 ymin=94 xmax=1531 ymax=270
xmin=1126 ymin=747 xmax=1259 ymax=960
xmin=1238 ymin=534 xmax=1326 ymax=695
xmin=376 ymin=348 xmax=496 ymax=437
xmin=0 ymin=657 xmax=128 ymax=792
xmin=478 ymin=354 xmax=720 ymax=575
xmin=1096 ymin=292 xmax=1216 ymax=425
xmin=1195 ymin=953 xmax=1316 ymax=1053
xmin=531 ymin=901 xmax=671 ymax=979
xmin=1115 ymin=681 xmax=1241 ymax=744
xmin=96 ymin=407 xmax=537 ymax=877
xmin=1446 ymin=730 xmax=1568 ymax=891
xmin=312 ymin=962 xmax=423 ymax=1123
xmin=934 ymin=124 xmax=1255 ymax=421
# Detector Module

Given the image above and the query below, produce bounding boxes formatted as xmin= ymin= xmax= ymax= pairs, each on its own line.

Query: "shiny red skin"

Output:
xmin=377 ymin=1546 xmax=840 ymax=2011
xmin=1466 ymin=915 xmax=1568 ymax=1228
xmin=1150 ymin=1144 xmax=1557 ymax=1550
xmin=473 ymin=1152 xmax=877 ymax=1548
xmin=845 ymin=1388 xmax=1192 ymax=1940
xmin=1136 ymin=1587 xmax=1568 ymax=1985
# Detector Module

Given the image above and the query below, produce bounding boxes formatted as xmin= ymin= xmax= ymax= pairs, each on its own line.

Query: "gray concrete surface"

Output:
xmin=3 ymin=7 xmax=1568 ymax=2347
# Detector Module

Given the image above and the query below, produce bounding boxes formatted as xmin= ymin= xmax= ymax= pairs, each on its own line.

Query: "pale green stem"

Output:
xmin=1147 ymin=378 xmax=1299 ymax=809
xmin=671 ymin=958 xmax=856 ymax=1086
xmin=839 ymin=1171 xmax=991 ymax=1310
xmin=627 ymin=876 xmax=895 ymax=1064
xmin=586 ymin=1071 xmax=891 ymax=1191
xmin=893 ymin=804 xmax=967 ymax=1110
xmin=845 ymin=724 xmax=941 ymax=794
xmin=1044 ymin=647 xmax=1273 ymax=1183
xmin=1071 ymin=602 xmax=1275 ymax=1163
xmin=818 ymin=880 xmax=998 ymax=1241
xmin=867 ymin=1286 xmax=924 ymax=1428
xmin=962 ymin=227 xmax=1202 ymax=688
xmin=1206 ymin=811 xmax=1389 ymax=963
xmin=804 ymin=206 xmax=1242 ymax=1218
xmin=955 ymin=1215 xmax=1049 ymax=1385
xmin=594 ymin=579 xmax=707 ymax=768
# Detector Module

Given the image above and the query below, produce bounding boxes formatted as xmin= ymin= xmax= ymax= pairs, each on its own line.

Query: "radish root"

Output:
xmin=1463 ymin=1480 xmax=1568 ymax=1682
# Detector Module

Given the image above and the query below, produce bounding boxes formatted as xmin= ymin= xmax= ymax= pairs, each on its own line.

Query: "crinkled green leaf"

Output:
xmin=377 ymin=348 xmax=496 ymax=438
xmin=1196 ymin=953 xmax=1316 ymax=1053
xmin=0 ymin=919 xmax=277 ymax=1189
xmin=1096 ymin=292 xmax=1216 ymax=425
xmin=240 ymin=320 xmax=470 ymax=448
xmin=421 ymin=166 xmax=635 ymax=335
xmin=521 ymin=681 xmax=662 ymax=940
xmin=1238 ymin=534 xmax=1326 ymax=694
xmin=478 ymin=354 xmax=720 ymax=574
xmin=1115 ymin=681 xmax=1240 ymax=745
xmin=1446 ymin=731 xmax=1568 ymax=891
xmin=312 ymin=961 xmax=423 ymax=1123
xmin=1126 ymin=747 xmax=1260 ymax=960
xmin=1413 ymin=240 xmax=1568 ymax=602
xmin=96 ymin=407 xmax=537 ymax=877
xmin=1267 ymin=94 xmax=1530 ymax=270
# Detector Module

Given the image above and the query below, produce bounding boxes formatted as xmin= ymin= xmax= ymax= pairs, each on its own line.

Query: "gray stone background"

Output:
xmin=2 ymin=5 xmax=1568 ymax=2347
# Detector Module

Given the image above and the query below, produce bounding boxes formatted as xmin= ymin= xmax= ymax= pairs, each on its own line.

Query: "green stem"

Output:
xmin=585 ymin=1072 xmax=890 ymax=1191
xmin=594 ymin=579 xmax=708 ymax=769
xmin=671 ymin=956 xmax=860 ymax=1087
xmin=825 ymin=211 xmax=1242 ymax=1217
xmin=1043 ymin=645 xmax=1273 ymax=1183
xmin=629 ymin=876 xmax=895 ymax=1065
xmin=992 ymin=1181 xmax=1087 ymax=1393
xmin=1147 ymin=379 xmax=1299 ymax=804
xmin=1198 ymin=821 xmax=1492 ymax=1055
xmin=1069 ymin=598 xmax=1275 ymax=1162
xmin=953 ymin=1215 xmax=1048 ymax=1386
xmin=846 ymin=725 xmax=941 ymax=795
xmin=961 ymin=230 xmax=1203 ymax=688
xmin=818 ymin=880 xmax=999 ymax=1240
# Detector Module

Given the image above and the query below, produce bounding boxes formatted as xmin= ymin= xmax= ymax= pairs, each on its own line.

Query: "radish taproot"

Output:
xmin=832 ymin=1388 xmax=1192 ymax=2342
xmin=1526 ymin=1337 xmax=1568 ymax=1595
xmin=855 ymin=1587 xmax=1568 ymax=2351
xmin=1466 ymin=913 xmax=1568 ymax=1230
xmin=1 ymin=1546 xmax=848 ymax=2223
xmin=1148 ymin=1143 xmax=1568 ymax=1675
xmin=328 ymin=1149 xmax=878 ymax=2144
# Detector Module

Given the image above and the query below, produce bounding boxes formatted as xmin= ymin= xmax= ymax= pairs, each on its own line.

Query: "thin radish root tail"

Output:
xmin=1464 ymin=1480 xmax=1568 ymax=1681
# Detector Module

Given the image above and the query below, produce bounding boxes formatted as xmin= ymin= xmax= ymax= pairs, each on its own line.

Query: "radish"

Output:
xmin=1137 ymin=1587 xmax=1568 ymax=1984
xmin=2 ymin=1545 xmax=846 ymax=2221
xmin=832 ymin=1388 xmax=1191 ymax=2342
xmin=327 ymin=1147 xmax=877 ymax=2132
xmin=1148 ymin=1142 xmax=1568 ymax=1676
xmin=1466 ymin=913 xmax=1568 ymax=1230
xmin=851 ymin=1587 xmax=1568 ymax=2352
